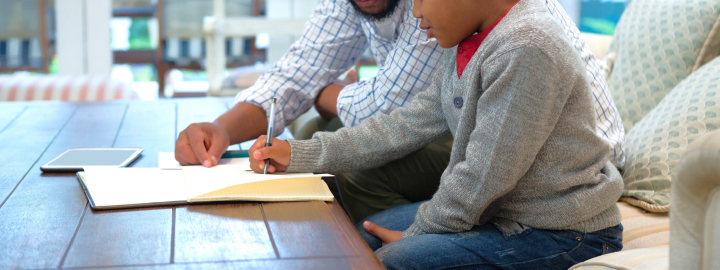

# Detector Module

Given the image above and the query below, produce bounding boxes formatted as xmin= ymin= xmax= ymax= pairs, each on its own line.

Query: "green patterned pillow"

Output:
xmin=606 ymin=0 xmax=720 ymax=132
xmin=621 ymin=57 xmax=720 ymax=212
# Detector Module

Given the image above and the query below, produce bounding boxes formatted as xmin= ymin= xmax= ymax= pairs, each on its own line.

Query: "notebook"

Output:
xmin=77 ymin=167 xmax=334 ymax=210
xmin=157 ymin=152 xmax=251 ymax=170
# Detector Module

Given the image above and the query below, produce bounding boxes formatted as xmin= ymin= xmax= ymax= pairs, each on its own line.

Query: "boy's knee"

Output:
xmin=375 ymin=245 xmax=402 ymax=269
xmin=375 ymin=242 xmax=420 ymax=269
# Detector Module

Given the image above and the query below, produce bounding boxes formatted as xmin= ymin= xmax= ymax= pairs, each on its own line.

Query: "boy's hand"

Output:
xmin=248 ymin=136 xmax=291 ymax=173
xmin=363 ymin=221 xmax=402 ymax=246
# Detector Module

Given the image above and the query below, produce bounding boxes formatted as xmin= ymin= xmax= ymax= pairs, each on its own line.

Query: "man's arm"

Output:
xmin=215 ymin=102 xmax=268 ymax=144
xmin=335 ymin=0 xmax=443 ymax=127
xmin=315 ymin=83 xmax=343 ymax=120
xmin=235 ymin=0 xmax=370 ymax=136
xmin=176 ymin=0 xmax=368 ymax=166
xmin=314 ymin=69 xmax=358 ymax=120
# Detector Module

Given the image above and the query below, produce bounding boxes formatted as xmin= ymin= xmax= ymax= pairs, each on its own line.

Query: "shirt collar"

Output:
xmin=456 ymin=2 xmax=518 ymax=78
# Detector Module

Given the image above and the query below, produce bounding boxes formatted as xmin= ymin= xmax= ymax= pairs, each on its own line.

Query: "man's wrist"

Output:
xmin=216 ymin=102 xmax=269 ymax=144
xmin=212 ymin=119 xmax=233 ymax=142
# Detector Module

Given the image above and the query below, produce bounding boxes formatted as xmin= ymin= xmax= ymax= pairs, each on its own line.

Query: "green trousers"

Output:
xmin=295 ymin=116 xmax=453 ymax=223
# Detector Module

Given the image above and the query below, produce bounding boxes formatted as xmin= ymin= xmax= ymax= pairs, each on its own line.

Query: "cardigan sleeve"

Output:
xmin=285 ymin=65 xmax=450 ymax=174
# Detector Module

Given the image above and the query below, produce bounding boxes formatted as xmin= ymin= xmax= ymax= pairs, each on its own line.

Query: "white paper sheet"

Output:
xmin=82 ymin=167 xmax=187 ymax=207
xmin=158 ymin=152 xmax=251 ymax=170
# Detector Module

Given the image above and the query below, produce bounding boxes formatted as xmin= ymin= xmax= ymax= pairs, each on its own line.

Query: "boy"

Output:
xmin=248 ymin=0 xmax=623 ymax=268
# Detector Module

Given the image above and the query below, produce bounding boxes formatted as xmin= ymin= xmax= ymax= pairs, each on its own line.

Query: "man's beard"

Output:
xmin=349 ymin=0 xmax=401 ymax=21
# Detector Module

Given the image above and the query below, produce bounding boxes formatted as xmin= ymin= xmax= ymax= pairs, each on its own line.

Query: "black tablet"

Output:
xmin=40 ymin=148 xmax=143 ymax=172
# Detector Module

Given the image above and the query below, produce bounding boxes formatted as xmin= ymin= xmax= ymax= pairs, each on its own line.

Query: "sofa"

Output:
xmin=570 ymin=0 xmax=720 ymax=269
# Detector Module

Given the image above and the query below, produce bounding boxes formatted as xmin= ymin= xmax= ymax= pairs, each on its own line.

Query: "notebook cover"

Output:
xmin=76 ymin=172 xmax=336 ymax=210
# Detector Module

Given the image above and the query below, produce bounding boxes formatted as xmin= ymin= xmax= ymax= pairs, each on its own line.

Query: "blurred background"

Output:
xmin=0 ymin=0 xmax=629 ymax=101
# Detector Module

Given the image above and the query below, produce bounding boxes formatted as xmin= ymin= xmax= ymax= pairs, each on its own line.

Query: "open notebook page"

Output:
xmin=158 ymin=152 xmax=251 ymax=170
xmin=82 ymin=167 xmax=187 ymax=207
xmin=182 ymin=167 xmax=334 ymax=202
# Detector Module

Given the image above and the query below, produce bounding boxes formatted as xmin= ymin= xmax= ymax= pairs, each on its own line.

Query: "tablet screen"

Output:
xmin=48 ymin=149 xmax=140 ymax=166
xmin=41 ymin=148 xmax=144 ymax=172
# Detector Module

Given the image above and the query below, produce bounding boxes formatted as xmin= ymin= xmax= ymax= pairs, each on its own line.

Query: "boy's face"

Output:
xmin=412 ymin=0 xmax=487 ymax=48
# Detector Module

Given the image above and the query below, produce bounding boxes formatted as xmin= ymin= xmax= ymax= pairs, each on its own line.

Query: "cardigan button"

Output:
xmin=454 ymin=97 xmax=463 ymax=108
xmin=458 ymin=46 xmax=464 ymax=54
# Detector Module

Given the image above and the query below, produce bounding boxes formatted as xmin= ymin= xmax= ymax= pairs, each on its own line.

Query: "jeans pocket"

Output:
xmin=589 ymin=225 xmax=624 ymax=255
xmin=601 ymin=243 xmax=620 ymax=255
xmin=601 ymin=237 xmax=623 ymax=254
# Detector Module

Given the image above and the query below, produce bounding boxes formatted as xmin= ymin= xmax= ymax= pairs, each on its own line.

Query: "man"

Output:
xmin=175 ymin=0 xmax=625 ymax=222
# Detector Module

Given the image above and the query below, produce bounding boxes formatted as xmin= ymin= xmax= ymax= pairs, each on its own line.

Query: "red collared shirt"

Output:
xmin=456 ymin=4 xmax=517 ymax=78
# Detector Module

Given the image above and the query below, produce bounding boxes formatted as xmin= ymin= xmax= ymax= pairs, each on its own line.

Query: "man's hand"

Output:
xmin=248 ymin=136 xmax=292 ymax=173
xmin=175 ymin=102 xmax=269 ymax=167
xmin=363 ymin=221 xmax=402 ymax=246
xmin=315 ymin=69 xmax=359 ymax=120
xmin=175 ymin=122 xmax=230 ymax=167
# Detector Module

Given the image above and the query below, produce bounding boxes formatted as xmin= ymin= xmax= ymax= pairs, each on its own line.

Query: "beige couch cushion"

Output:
xmin=617 ymin=202 xmax=669 ymax=250
xmin=572 ymin=201 xmax=670 ymax=270
xmin=569 ymin=245 xmax=669 ymax=270
xmin=605 ymin=0 xmax=720 ymax=132
xmin=582 ymin=33 xmax=613 ymax=61
xmin=580 ymin=33 xmax=616 ymax=80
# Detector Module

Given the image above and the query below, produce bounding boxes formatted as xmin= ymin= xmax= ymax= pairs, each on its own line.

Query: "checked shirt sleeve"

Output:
xmin=544 ymin=0 xmax=626 ymax=167
xmin=336 ymin=3 xmax=443 ymax=128
xmin=235 ymin=0 xmax=369 ymax=136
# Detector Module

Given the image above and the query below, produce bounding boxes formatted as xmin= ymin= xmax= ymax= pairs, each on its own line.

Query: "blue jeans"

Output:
xmin=357 ymin=201 xmax=623 ymax=269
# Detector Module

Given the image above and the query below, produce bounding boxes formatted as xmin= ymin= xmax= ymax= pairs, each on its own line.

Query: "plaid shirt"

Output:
xmin=235 ymin=0 xmax=625 ymax=166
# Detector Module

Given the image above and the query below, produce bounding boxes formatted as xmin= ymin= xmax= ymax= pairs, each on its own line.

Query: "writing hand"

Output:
xmin=248 ymin=135 xmax=291 ymax=173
